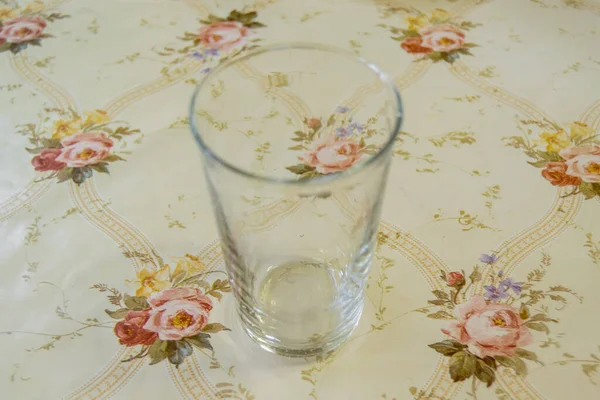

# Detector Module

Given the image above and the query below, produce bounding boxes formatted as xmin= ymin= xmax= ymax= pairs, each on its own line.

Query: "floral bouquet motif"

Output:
xmin=193 ymin=10 xmax=264 ymax=51
xmin=97 ymin=254 xmax=231 ymax=367
xmin=285 ymin=107 xmax=380 ymax=178
xmin=157 ymin=10 xmax=265 ymax=73
xmin=24 ymin=109 xmax=140 ymax=185
xmin=504 ymin=120 xmax=600 ymax=199
xmin=387 ymin=8 xmax=479 ymax=63
xmin=0 ymin=1 xmax=68 ymax=54
xmin=427 ymin=253 xmax=580 ymax=389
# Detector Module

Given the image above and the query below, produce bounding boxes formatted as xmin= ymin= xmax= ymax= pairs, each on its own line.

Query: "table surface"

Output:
xmin=2 ymin=0 xmax=600 ymax=399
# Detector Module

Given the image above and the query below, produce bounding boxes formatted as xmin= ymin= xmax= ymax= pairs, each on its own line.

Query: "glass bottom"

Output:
xmin=238 ymin=259 xmax=364 ymax=357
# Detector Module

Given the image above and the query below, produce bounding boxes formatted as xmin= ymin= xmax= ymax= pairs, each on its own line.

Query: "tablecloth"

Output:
xmin=2 ymin=0 xmax=600 ymax=399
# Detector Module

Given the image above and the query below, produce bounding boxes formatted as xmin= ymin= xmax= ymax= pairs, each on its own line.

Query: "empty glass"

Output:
xmin=190 ymin=43 xmax=402 ymax=356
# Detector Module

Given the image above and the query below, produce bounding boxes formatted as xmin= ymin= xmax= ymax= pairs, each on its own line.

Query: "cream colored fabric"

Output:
xmin=1 ymin=0 xmax=600 ymax=399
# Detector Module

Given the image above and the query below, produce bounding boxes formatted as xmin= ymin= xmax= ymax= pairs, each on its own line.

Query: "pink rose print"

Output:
xmin=298 ymin=136 xmax=363 ymax=175
xmin=196 ymin=21 xmax=253 ymax=51
xmin=446 ymin=271 xmax=465 ymax=287
xmin=147 ymin=287 xmax=213 ymax=311
xmin=557 ymin=145 xmax=600 ymax=183
xmin=400 ymin=36 xmax=433 ymax=54
xmin=307 ymin=118 xmax=322 ymax=130
xmin=541 ymin=161 xmax=582 ymax=187
xmin=55 ymin=131 xmax=114 ymax=167
xmin=114 ymin=310 xmax=158 ymax=346
xmin=419 ymin=24 xmax=466 ymax=52
xmin=565 ymin=154 xmax=600 ymax=183
xmin=441 ymin=296 xmax=533 ymax=358
xmin=143 ymin=288 xmax=213 ymax=341
xmin=559 ymin=144 xmax=600 ymax=160
xmin=0 ymin=16 xmax=47 ymax=44
xmin=144 ymin=289 xmax=213 ymax=341
xmin=31 ymin=148 xmax=66 ymax=171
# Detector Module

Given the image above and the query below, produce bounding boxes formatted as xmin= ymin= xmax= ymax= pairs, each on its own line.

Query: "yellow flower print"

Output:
xmin=22 ymin=1 xmax=46 ymax=14
xmin=537 ymin=130 xmax=571 ymax=152
xmin=0 ymin=8 xmax=15 ymax=21
xmin=569 ymin=121 xmax=592 ymax=140
xmin=172 ymin=254 xmax=208 ymax=277
xmin=406 ymin=14 xmax=429 ymax=31
xmin=430 ymin=8 xmax=451 ymax=23
xmin=128 ymin=266 xmax=171 ymax=297
xmin=83 ymin=109 xmax=110 ymax=127
xmin=51 ymin=118 xmax=82 ymax=139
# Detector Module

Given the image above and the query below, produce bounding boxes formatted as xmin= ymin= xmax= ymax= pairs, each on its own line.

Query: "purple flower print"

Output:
xmin=335 ymin=127 xmax=349 ymax=138
xmin=479 ymin=253 xmax=498 ymax=264
xmin=348 ymin=122 xmax=364 ymax=133
xmin=336 ymin=122 xmax=365 ymax=138
xmin=335 ymin=106 xmax=350 ymax=114
xmin=191 ymin=48 xmax=219 ymax=60
xmin=499 ymin=278 xmax=524 ymax=296
xmin=483 ymin=285 xmax=509 ymax=302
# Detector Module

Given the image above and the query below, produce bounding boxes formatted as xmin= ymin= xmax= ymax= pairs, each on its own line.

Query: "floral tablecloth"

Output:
xmin=2 ymin=0 xmax=600 ymax=399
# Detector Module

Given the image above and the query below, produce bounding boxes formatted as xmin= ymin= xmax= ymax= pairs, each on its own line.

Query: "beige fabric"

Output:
xmin=1 ymin=0 xmax=600 ymax=399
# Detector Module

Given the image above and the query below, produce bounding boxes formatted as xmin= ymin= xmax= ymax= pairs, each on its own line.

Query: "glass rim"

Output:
xmin=189 ymin=42 xmax=403 ymax=186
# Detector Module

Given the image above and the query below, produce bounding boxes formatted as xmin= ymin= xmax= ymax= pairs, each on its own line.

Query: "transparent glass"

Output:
xmin=190 ymin=43 xmax=402 ymax=357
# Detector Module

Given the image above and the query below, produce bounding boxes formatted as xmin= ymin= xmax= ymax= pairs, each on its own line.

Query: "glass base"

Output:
xmin=238 ymin=260 xmax=364 ymax=357
xmin=240 ymin=305 xmax=362 ymax=357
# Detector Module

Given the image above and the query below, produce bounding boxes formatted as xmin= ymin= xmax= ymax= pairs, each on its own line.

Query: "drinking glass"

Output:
xmin=190 ymin=43 xmax=402 ymax=357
